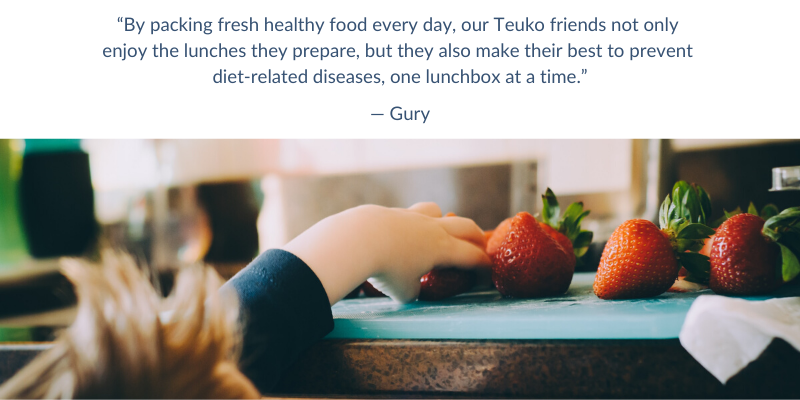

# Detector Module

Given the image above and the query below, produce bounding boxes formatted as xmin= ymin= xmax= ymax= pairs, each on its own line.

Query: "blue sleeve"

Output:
xmin=220 ymin=249 xmax=334 ymax=393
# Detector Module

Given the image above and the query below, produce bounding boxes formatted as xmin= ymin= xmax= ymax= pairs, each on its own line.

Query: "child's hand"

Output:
xmin=283 ymin=202 xmax=491 ymax=304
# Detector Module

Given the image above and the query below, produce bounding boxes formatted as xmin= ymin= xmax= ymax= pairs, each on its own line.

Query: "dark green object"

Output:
xmin=19 ymin=149 xmax=97 ymax=258
xmin=0 ymin=139 xmax=28 ymax=265
xmin=761 ymin=207 xmax=800 ymax=282
xmin=23 ymin=139 xmax=82 ymax=155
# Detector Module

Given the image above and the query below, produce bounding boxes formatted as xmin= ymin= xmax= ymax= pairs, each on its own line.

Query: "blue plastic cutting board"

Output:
xmin=327 ymin=272 xmax=800 ymax=340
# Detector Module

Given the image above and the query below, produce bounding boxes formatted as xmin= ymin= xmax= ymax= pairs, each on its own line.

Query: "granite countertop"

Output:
xmin=2 ymin=272 xmax=799 ymax=398
xmin=2 ymin=337 xmax=798 ymax=398
xmin=267 ymin=272 xmax=800 ymax=398
xmin=275 ymin=338 xmax=800 ymax=398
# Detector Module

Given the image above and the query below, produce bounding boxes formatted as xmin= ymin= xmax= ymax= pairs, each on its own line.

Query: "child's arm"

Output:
xmin=221 ymin=202 xmax=490 ymax=393
xmin=283 ymin=202 xmax=491 ymax=304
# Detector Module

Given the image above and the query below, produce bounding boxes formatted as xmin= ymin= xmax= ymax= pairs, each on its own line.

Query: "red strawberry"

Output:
xmin=594 ymin=219 xmax=679 ymax=299
xmin=699 ymin=234 xmax=715 ymax=257
xmin=540 ymin=222 xmax=576 ymax=267
xmin=709 ymin=213 xmax=782 ymax=295
xmin=486 ymin=218 xmax=512 ymax=258
xmin=418 ymin=268 xmax=477 ymax=301
xmin=362 ymin=212 xmax=482 ymax=302
xmin=697 ymin=202 xmax=778 ymax=268
xmin=667 ymin=276 xmax=708 ymax=293
xmin=492 ymin=212 xmax=573 ymax=298
xmin=595 ymin=181 xmax=715 ymax=299
xmin=676 ymin=202 xmax=775 ymax=279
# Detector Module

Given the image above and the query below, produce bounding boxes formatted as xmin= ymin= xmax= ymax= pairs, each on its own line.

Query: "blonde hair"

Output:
xmin=0 ymin=251 xmax=260 ymax=399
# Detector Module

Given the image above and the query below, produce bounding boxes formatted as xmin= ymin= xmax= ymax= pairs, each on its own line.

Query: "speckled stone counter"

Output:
xmin=2 ymin=338 xmax=799 ymax=397
xmin=2 ymin=273 xmax=799 ymax=397
xmin=0 ymin=343 xmax=51 ymax=386
xmin=274 ymin=338 xmax=800 ymax=398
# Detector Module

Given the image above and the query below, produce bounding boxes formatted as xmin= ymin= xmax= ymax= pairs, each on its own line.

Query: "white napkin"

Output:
xmin=679 ymin=295 xmax=800 ymax=383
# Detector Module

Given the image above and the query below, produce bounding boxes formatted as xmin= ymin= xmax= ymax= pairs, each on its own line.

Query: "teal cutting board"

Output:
xmin=328 ymin=272 xmax=800 ymax=340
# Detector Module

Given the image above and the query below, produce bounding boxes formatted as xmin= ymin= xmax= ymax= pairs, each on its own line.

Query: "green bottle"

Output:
xmin=0 ymin=139 xmax=29 ymax=266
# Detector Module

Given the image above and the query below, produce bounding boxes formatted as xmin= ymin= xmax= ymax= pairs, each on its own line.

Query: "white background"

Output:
xmin=1 ymin=1 xmax=798 ymax=137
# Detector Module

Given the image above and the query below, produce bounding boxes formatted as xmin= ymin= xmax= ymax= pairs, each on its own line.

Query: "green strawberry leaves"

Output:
xmin=673 ymin=223 xmax=715 ymax=253
xmin=713 ymin=203 xmax=780 ymax=228
xmin=778 ymin=243 xmax=800 ymax=282
xmin=763 ymin=207 xmax=800 ymax=282
xmin=677 ymin=223 xmax=716 ymax=240
xmin=697 ymin=186 xmax=712 ymax=224
xmin=746 ymin=202 xmax=780 ymax=219
xmin=680 ymin=252 xmax=711 ymax=284
xmin=660 ymin=181 xmax=714 ymax=284
xmin=659 ymin=195 xmax=671 ymax=229
xmin=661 ymin=181 xmax=713 ymax=231
xmin=669 ymin=181 xmax=712 ymax=225
xmin=573 ymin=231 xmax=594 ymax=258
xmin=760 ymin=204 xmax=780 ymax=220
xmin=725 ymin=207 xmax=743 ymax=219
xmin=541 ymin=188 xmax=560 ymax=227
xmin=540 ymin=188 xmax=593 ymax=264
xmin=763 ymin=207 xmax=800 ymax=236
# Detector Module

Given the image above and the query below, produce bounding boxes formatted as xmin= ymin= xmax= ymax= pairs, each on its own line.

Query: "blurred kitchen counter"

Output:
xmin=2 ymin=271 xmax=798 ymax=397
xmin=1 ymin=337 xmax=797 ymax=398
xmin=275 ymin=337 xmax=799 ymax=398
xmin=268 ymin=274 xmax=800 ymax=398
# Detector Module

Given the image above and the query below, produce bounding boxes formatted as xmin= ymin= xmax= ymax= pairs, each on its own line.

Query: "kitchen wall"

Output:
xmin=81 ymin=138 xmax=798 ymax=261
xmin=85 ymin=139 xmax=634 ymax=194
xmin=85 ymin=139 xmax=638 ymax=242
xmin=668 ymin=140 xmax=800 ymax=220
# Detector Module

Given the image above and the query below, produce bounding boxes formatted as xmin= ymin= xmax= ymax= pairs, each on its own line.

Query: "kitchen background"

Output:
xmin=1 ymin=138 xmax=799 ymax=327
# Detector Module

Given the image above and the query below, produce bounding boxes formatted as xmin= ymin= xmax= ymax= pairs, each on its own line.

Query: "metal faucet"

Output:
xmin=770 ymin=166 xmax=800 ymax=191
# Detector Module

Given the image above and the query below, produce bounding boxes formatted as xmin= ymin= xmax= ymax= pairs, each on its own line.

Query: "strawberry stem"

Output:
xmin=540 ymin=188 xmax=594 ymax=265
xmin=660 ymin=181 xmax=715 ymax=283
xmin=762 ymin=207 xmax=800 ymax=282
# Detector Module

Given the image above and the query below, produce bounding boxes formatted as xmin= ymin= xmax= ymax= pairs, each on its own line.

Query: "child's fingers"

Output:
xmin=406 ymin=202 xmax=442 ymax=218
xmin=437 ymin=237 xmax=492 ymax=269
xmin=438 ymin=216 xmax=487 ymax=248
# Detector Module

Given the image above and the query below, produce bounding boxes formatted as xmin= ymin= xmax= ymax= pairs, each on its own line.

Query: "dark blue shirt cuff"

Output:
xmin=220 ymin=249 xmax=334 ymax=393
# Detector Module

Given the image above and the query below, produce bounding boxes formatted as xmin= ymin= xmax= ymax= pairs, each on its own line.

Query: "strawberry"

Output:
xmin=400 ymin=211 xmax=481 ymax=301
xmin=679 ymin=203 xmax=777 ymax=278
xmin=678 ymin=231 xmax=715 ymax=277
xmin=492 ymin=212 xmax=573 ymax=298
xmin=709 ymin=202 xmax=780 ymax=228
xmin=595 ymin=219 xmax=679 ymax=299
xmin=418 ymin=268 xmax=477 ymax=301
xmin=538 ymin=188 xmax=593 ymax=268
xmin=594 ymin=181 xmax=715 ymax=299
xmin=709 ymin=208 xmax=800 ymax=295
xmin=668 ymin=276 xmax=708 ymax=293
xmin=539 ymin=223 xmax=575 ymax=266
xmin=699 ymin=234 xmax=715 ymax=257
xmin=362 ymin=212 xmax=481 ymax=302
xmin=486 ymin=217 xmax=512 ymax=258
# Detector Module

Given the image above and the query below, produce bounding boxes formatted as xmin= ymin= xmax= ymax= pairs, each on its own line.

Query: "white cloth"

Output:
xmin=679 ymin=295 xmax=800 ymax=383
